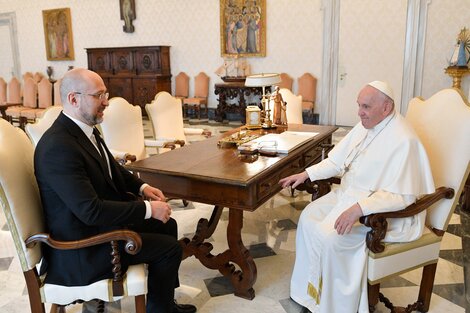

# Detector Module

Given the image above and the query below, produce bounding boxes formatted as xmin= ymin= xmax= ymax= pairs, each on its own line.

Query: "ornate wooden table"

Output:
xmin=214 ymin=82 xmax=266 ymax=123
xmin=126 ymin=124 xmax=337 ymax=299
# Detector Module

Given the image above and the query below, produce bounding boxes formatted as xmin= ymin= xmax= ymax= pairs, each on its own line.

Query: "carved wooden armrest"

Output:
xmin=125 ymin=154 xmax=137 ymax=163
xmin=359 ymin=186 xmax=455 ymax=253
xmin=25 ymin=229 xmax=142 ymax=296
xmin=295 ymin=177 xmax=341 ymax=201
xmin=162 ymin=139 xmax=185 ymax=150
xmin=0 ymin=103 xmax=22 ymax=118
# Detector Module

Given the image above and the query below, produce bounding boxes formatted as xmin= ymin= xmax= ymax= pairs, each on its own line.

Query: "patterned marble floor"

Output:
xmin=0 ymin=121 xmax=466 ymax=313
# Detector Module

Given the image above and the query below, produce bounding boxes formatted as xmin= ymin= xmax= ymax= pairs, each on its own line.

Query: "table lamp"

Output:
xmin=245 ymin=73 xmax=281 ymax=128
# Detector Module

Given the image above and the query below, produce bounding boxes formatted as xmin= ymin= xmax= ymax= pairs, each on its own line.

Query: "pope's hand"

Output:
xmin=334 ymin=203 xmax=363 ymax=235
xmin=278 ymin=171 xmax=308 ymax=189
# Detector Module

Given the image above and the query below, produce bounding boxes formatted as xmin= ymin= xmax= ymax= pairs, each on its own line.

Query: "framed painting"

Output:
xmin=220 ymin=0 xmax=266 ymax=57
xmin=42 ymin=8 xmax=75 ymax=61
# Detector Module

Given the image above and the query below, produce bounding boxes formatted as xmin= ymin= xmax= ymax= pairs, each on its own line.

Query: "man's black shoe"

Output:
xmin=173 ymin=300 xmax=197 ymax=313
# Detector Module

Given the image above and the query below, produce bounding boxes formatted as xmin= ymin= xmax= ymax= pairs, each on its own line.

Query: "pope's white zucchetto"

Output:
xmin=367 ymin=81 xmax=394 ymax=102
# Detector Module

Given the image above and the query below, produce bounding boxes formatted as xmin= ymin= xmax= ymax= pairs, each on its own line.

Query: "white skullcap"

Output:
xmin=367 ymin=81 xmax=394 ymax=101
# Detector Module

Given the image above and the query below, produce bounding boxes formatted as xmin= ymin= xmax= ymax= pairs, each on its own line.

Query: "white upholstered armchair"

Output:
xmin=99 ymin=97 xmax=182 ymax=164
xmin=146 ymin=91 xmax=211 ymax=153
xmin=0 ymin=119 xmax=147 ymax=313
xmin=297 ymin=88 xmax=470 ymax=312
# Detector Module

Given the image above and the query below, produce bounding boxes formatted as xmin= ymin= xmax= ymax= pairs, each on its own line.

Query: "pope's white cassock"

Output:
xmin=290 ymin=111 xmax=435 ymax=313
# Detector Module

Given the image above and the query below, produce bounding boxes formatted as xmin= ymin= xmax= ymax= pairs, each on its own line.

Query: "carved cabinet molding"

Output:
xmin=86 ymin=46 xmax=171 ymax=115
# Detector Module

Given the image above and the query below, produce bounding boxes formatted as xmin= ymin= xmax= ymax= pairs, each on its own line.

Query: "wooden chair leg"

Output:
xmin=417 ymin=262 xmax=437 ymax=312
xmin=24 ymin=269 xmax=46 ymax=313
xmin=368 ymin=282 xmax=380 ymax=313
xmin=50 ymin=304 xmax=65 ymax=313
xmin=19 ymin=116 xmax=27 ymax=130
xmin=135 ymin=295 xmax=146 ymax=313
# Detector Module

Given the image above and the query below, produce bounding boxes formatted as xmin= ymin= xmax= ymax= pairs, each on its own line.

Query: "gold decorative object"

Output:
xmin=217 ymin=130 xmax=259 ymax=148
xmin=245 ymin=105 xmax=261 ymax=129
xmin=445 ymin=66 xmax=470 ymax=89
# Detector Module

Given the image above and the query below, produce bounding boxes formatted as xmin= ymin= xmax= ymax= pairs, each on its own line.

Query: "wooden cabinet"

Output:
xmin=86 ymin=46 xmax=171 ymax=115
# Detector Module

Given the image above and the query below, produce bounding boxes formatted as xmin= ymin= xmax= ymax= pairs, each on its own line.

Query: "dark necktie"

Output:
xmin=93 ymin=128 xmax=111 ymax=177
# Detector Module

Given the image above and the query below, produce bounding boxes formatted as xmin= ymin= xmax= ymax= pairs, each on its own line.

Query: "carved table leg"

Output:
xmin=179 ymin=205 xmax=224 ymax=259
xmin=226 ymin=208 xmax=256 ymax=299
xmin=179 ymin=206 xmax=257 ymax=300
xmin=461 ymin=175 xmax=470 ymax=212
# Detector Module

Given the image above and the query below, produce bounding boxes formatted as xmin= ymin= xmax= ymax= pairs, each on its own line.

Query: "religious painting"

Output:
xmin=220 ymin=0 xmax=266 ymax=57
xmin=120 ymin=0 xmax=136 ymax=33
xmin=42 ymin=8 xmax=75 ymax=61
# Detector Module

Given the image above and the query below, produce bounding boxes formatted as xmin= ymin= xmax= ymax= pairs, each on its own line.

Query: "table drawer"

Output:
xmin=257 ymin=156 xmax=302 ymax=199
xmin=303 ymin=138 xmax=333 ymax=166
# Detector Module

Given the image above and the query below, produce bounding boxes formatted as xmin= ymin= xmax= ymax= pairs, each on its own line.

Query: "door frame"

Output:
xmin=319 ymin=0 xmax=432 ymax=125
xmin=0 ymin=12 xmax=21 ymax=79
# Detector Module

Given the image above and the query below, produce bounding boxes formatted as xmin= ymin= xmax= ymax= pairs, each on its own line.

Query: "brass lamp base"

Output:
xmin=262 ymin=122 xmax=277 ymax=129
xmin=261 ymin=109 xmax=277 ymax=129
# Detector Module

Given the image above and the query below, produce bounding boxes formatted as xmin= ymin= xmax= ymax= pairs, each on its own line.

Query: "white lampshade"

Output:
xmin=245 ymin=73 xmax=281 ymax=87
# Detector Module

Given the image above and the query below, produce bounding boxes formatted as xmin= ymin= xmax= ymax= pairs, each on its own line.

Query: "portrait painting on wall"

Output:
xmin=220 ymin=0 xmax=266 ymax=57
xmin=42 ymin=8 xmax=75 ymax=61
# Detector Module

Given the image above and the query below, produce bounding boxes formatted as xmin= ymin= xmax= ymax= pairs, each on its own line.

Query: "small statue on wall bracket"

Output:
xmin=120 ymin=0 xmax=135 ymax=33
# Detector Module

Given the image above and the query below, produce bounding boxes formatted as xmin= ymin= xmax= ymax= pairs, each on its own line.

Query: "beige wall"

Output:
xmin=0 ymin=0 xmax=468 ymax=117
xmin=422 ymin=0 xmax=470 ymax=99
xmin=0 ymin=0 xmax=323 ymax=110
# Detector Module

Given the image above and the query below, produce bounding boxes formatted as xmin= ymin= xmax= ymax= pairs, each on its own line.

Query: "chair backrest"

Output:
xmin=7 ymin=77 xmax=21 ymax=103
xmin=0 ymin=119 xmax=44 ymax=272
xmin=277 ymin=73 xmax=293 ymax=91
xmin=405 ymin=88 xmax=470 ymax=231
xmin=0 ymin=77 xmax=6 ymax=104
xmin=25 ymin=106 xmax=62 ymax=146
xmin=54 ymin=78 xmax=62 ymax=106
xmin=193 ymin=72 xmax=210 ymax=98
xmin=38 ymin=78 xmax=53 ymax=109
xmin=146 ymin=91 xmax=186 ymax=142
xmin=23 ymin=77 xmax=37 ymax=109
xmin=297 ymin=72 xmax=317 ymax=103
xmin=22 ymin=72 xmax=33 ymax=82
xmin=33 ymin=72 xmax=44 ymax=83
xmin=279 ymin=88 xmax=303 ymax=124
xmin=100 ymin=97 xmax=147 ymax=161
xmin=174 ymin=72 xmax=189 ymax=98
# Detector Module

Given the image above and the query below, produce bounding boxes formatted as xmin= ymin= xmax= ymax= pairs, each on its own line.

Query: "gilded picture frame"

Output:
xmin=220 ymin=0 xmax=266 ymax=57
xmin=42 ymin=8 xmax=75 ymax=61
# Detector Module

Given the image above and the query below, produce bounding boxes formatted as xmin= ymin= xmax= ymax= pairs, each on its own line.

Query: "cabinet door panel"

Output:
xmin=112 ymin=50 xmax=134 ymax=75
xmin=135 ymin=49 xmax=160 ymax=75
xmin=133 ymin=78 xmax=156 ymax=107
xmin=87 ymin=50 xmax=112 ymax=75
xmin=109 ymin=78 xmax=133 ymax=102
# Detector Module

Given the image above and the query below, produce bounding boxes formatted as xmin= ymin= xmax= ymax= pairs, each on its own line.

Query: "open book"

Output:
xmin=238 ymin=131 xmax=318 ymax=154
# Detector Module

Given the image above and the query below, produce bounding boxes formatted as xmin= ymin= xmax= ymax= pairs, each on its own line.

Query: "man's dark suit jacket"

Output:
xmin=35 ymin=112 xmax=147 ymax=286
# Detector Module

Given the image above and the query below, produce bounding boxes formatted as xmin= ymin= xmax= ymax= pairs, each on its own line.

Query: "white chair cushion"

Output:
xmin=367 ymin=230 xmax=441 ymax=284
xmin=40 ymin=264 xmax=147 ymax=305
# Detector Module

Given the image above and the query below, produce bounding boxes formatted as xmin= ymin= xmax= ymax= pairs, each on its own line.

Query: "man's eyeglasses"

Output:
xmin=75 ymin=91 xmax=109 ymax=100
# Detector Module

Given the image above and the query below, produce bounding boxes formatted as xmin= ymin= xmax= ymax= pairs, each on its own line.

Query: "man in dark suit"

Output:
xmin=35 ymin=68 xmax=196 ymax=313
